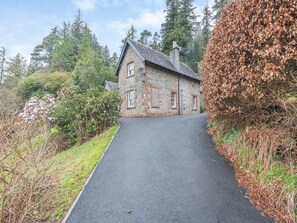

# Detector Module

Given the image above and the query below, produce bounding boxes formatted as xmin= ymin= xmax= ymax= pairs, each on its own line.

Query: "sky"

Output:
xmin=0 ymin=0 xmax=214 ymax=63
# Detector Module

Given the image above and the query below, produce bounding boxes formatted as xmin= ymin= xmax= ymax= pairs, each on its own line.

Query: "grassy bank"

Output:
xmin=48 ymin=125 xmax=119 ymax=221
xmin=209 ymin=124 xmax=296 ymax=223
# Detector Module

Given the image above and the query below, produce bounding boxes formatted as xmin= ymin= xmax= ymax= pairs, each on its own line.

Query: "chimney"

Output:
xmin=170 ymin=41 xmax=180 ymax=71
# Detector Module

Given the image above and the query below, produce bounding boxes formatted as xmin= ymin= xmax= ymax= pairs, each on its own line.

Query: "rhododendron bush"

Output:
xmin=19 ymin=94 xmax=56 ymax=123
xmin=201 ymin=0 xmax=297 ymax=127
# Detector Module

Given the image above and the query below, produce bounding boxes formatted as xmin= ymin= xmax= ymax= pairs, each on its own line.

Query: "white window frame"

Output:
xmin=171 ymin=92 xmax=177 ymax=108
xmin=127 ymin=62 xmax=134 ymax=77
xmin=127 ymin=90 xmax=135 ymax=108
xmin=193 ymin=96 xmax=197 ymax=110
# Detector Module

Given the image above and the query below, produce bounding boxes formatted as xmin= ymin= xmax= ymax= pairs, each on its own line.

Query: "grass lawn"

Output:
xmin=48 ymin=125 xmax=119 ymax=220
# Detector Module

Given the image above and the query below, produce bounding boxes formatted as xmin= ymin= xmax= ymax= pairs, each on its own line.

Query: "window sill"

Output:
xmin=127 ymin=106 xmax=136 ymax=109
xmin=127 ymin=74 xmax=135 ymax=79
xmin=171 ymin=107 xmax=177 ymax=109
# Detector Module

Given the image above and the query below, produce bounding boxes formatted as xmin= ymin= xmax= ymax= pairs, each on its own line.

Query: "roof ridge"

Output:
xmin=128 ymin=38 xmax=169 ymax=58
xmin=125 ymin=38 xmax=201 ymax=82
xmin=128 ymin=39 xmax=195 ymax=69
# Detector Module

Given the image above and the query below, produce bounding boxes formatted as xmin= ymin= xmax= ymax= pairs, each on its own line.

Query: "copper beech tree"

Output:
xmin=201 ymin=0 xmax=297 ymax=127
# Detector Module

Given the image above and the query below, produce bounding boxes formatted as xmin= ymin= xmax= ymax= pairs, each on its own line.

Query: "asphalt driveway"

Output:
xmin=65 ymin=114 xmax=273 ymax=223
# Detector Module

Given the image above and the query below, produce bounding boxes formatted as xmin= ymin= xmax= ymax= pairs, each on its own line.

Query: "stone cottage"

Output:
xmin=116 ymin=39 xmax=202 ymax=117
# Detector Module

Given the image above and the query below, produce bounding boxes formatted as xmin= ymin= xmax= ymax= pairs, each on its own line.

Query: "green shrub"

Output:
xmin=52 ymin=86 xmax=121 ymax=145
xmin=16 ymin=70 xmax=71 ymax=100
xmin=44 ymin=71 xmax=71 ymax=95
xmin=16 ymin=72 xmax=44 ymax=100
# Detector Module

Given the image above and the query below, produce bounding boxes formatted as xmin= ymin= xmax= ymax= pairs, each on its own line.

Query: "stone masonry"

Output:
xmin=118 ymin=44 xmax=201 ymax=118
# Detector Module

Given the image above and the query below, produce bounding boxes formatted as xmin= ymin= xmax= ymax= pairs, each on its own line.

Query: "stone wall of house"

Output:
xmin=143 ymin=64 xmax=179 ymax=116
xmin=118 ymin=45 xmax=201 ymax=117
xmin=143 ymin=64 xmax=200 ymax=116
xmin=179 ymin=77 xmax=201 ymax=115
xmin=118 ymin=46 xmax=146 ymax=117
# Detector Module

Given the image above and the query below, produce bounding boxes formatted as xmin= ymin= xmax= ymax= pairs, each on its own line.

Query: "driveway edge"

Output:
xmin=62 ymin=124 xmax=121 ymax=223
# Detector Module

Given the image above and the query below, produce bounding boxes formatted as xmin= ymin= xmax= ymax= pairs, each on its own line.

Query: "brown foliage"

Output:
xmin=234 ymin=162 xmax=293 ymax=223
xmin=201 ymin=0 xmax=297 ymax=127
xmin=0 ymin=114 xmax=56 ymax=222
xmin=243 ymin=126 xmax=296 ymax=165
xmin=210 ymin=127 xmax=295 ymax=223
xmin=203 ymin=1 xmax=297 ymax=218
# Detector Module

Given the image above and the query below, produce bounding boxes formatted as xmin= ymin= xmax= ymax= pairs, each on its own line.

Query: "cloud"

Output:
xmin=107 ymin=10 xmax=165 ymax=36
xmin=139 ymin=10 xmax=165 ymax=27
xmin=72 ymin=0 xmax=96 ymax=10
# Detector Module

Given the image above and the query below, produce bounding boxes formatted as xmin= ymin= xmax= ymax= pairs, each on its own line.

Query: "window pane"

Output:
xmin=128 ymin=63 xmax=134 ymax=76
xmin=171 ymin=92 xmax=176 ymax=108
xmin=128 ymin=90 xmax=135 ymax=107
xmin=129 ymin=90 xmax=134 ymax=99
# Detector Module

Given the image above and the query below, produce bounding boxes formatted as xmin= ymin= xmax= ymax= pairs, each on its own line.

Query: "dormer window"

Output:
xmin=127 ymin=62 xmax=134 ymax=77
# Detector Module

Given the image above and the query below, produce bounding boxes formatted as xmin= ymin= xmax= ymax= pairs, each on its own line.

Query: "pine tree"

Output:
xmin=72 ymin=26 xmax=116 ymax=90
xmin=102 ymin=45 xmax=111 ymax=66
xmin=150 ymin=32 xmax=162 ymax=51
xmin=42 ymin=26 xmax=61 ymax=67
xmin=121 ymin=25 xmax=138 ymax=48
xmin=28 ymin=44 xmax=45 ymax=74
xmin=91 ymin=33 xmax=102 ymax=56
xmin=51 ymin=35 xmax=77 ymax=72
xmin=185 ymin=23 xmax=205 ymax=73
xmin=4 ymin=53 xmax=27 ymax=88
xmin=28 ymin=26 xmax=61 ymax=74
xmin=138 ymin=30 xmax=152 ymax=45
xmin=110 ymin=53 xmax=118 ymax=68
xmin=120 ymin=25 xmax=138 ymax=50
xmin=51 ymin=22 xmax=77 ymax=72
xmin=161 ymin=0 xmax=197 ymax=54
xmin=71 ymin=9 xmax=84 ymax=41
xmin=201 ymin=5 xmax=213 ymax=46
xmin=212 ymin=0 xmax=229 ymax=22
xmin=161 ymin=0 xmax=180 ymax=54
xmin=126 ymin=25 xmax=137 ymax=40
xmin=177 ymin=0 xmax=197 ymax=47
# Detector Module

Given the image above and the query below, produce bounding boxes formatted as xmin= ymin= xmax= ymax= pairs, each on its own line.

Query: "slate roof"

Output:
xmin=116 ymin=39 xmax=201 ymax=82
xmin=104 ymin=81 xmax=119 ymax=90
